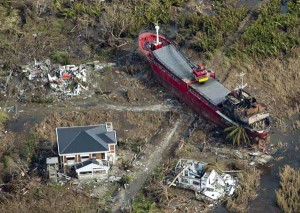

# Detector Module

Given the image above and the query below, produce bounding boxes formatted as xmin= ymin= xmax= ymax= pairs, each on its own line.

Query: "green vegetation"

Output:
xmin=177 ymin=0 xmax=247 ymax=52
xmin=224 ymin=125 xmax=250 ymax=146
xmin=132 ymin=193 xmax=162 ymax=213
xmin=50 ymin=51 xmax=69 ymax=65
xmin=20 ymin=134 xmax=39 ymax=162
xmin=0 ymin=109 xmax=8 ymax=128
xmin=0 ymin=0 xmax=299 ymax=65
xmin=276 ymin=165 xmax=300 ymax=213
xmin=229 ymin=0 xmax=300 ymax=57
xmin=54 ymin=0 xmax=102 ymax=18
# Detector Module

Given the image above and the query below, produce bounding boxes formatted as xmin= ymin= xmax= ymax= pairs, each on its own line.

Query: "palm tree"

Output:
xmin=224 ymin=125 xmax=250 ymax=146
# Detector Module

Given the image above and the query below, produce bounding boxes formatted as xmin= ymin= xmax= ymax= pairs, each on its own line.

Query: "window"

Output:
xmin=193 ymin=181 xmax=200 ymax=186
xmin=92 ymin=154 xmax=97 ymax=159
xmin=94 ymin=170 xmax=106 ymax=174
xmin=79 ymin=171 xmax=92 ymax=175
xmin=66 ymin=156 xmax=75 ymax=160
xmin=181 ymin=178 xmax=188 ymax=184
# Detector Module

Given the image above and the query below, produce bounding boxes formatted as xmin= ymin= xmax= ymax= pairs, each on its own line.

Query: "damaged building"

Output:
xmin=171 ymin=159 xmax=237 ymax=200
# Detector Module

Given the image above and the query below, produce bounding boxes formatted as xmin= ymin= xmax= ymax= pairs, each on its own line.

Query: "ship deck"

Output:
xmin=153 ymin=44 xmax=194 ymax=82
xmin=153 ymin=44 xmax=230 ymax=105
xmin=189 ymin=79 xmax=230 ymax=105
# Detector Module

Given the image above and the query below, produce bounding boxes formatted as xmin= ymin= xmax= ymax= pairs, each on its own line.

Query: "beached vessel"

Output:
xmin=138 ymin=24 xmax=270 ymax=144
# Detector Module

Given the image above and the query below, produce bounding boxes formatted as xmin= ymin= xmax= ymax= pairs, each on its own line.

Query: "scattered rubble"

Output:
xmin=1 ymin=59 xmax=117 ymax=102
xmin=170 ymin=159 xmax=238 ymax=201
xmin=22 ymin=59 xmax=88 ymax=96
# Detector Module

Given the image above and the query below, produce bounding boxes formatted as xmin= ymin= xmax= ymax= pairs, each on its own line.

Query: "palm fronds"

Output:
xmin=224 ymin=125 xmax=250 ymax=146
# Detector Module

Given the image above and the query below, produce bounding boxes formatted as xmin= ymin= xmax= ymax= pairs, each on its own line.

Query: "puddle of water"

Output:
xmin=237 ymin=0 xmax=262 ymax=9
xmin=281 ymin=0 xmax=288 ymax=14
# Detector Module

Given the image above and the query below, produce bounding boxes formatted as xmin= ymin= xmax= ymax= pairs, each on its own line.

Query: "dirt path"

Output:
xmin=99 ymin=103 xmax=177 ymax=113
xmin=111 ymin=114 xmax=185 ymax=212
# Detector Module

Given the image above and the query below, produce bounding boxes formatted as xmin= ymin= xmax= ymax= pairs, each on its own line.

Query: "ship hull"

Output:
xmin=139 ymin=32 xmax=269 ymax=142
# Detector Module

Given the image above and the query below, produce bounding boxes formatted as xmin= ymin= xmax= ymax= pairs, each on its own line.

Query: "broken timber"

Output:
xmin=168 ymin=164 xmax=189 ymax=187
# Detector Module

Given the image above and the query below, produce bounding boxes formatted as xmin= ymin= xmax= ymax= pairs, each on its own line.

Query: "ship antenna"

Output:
xmin=235 ymin=72 xmax=247 ymax=98
xmin=155 ymin=22 xmax=161 ymax=45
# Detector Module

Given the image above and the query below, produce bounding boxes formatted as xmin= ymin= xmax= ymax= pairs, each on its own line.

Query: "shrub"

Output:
xmin=177 ymin=0 xmax=247 ymax=52
xmin=276 ymin=165 xmax=300 ymax=213
xmin=50 ymin=51 xmax=69 ymax=65
xmin=232 ymin=0 xmax=300 ymax=57
xmin=20 ymin=134 xmax=39 ymax=162
xmin=132 ymin=193 xmax=162 ymax=213
xmin=0 ymin=109 xmax=8 ymax=127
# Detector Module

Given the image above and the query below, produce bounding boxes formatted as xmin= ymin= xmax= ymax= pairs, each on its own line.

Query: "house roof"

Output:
xmin=57 ymin=124 xmax=116 ymax=155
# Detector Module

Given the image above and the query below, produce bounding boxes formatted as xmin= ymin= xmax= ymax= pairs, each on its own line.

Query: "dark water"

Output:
xmin=281 ymin=0 xmax=288 ymax=14
xmin=237 ymin=0 xmax=263 ymax=9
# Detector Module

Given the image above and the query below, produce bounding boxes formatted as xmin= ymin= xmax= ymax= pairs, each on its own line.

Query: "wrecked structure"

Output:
xmin=22 ymin=59 xmax=88 ymax=97
xmin=16 ymin=59 xmax=116 ymax=102
xmin=171 ymin=159 xmax=237 ymax=200
xmin=46 ymin=157 xmax=59 ymax=183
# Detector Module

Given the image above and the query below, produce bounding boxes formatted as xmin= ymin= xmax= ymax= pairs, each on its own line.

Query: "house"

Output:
xmin=174 ymin=159 xmax=206 ymax=191
xmin=172 ymin=159 xmax=237 ymax=200
xmin=56 ymin=122 xmax=117 ymax=168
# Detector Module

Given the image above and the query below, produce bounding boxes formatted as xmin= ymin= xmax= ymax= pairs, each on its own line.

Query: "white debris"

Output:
xmin=255 ymin=154 xmax=273 ymax=165
xmin=249 ymin=161 xmax=255 ymax=166
xmin=173 ymin=159 xmax=238 ymax=201
xmin=249 ymin=152 xmax=260 ymax=156
xmin=93 ymin=61 xmax=116 ymax=71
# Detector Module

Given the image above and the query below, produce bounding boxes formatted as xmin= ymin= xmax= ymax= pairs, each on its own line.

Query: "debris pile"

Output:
xmin=170 ymin=159 xmax=238 ymax=200
xmin=22 ymin=59 xmax=88 ymax=97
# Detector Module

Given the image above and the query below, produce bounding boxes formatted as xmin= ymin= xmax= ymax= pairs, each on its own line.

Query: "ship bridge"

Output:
xmin=153 ymin=44 xmax=230 ymax=105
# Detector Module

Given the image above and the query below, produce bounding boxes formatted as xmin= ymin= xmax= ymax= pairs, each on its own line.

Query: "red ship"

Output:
xmin=138 ymin=24 xmax=270 ymax=144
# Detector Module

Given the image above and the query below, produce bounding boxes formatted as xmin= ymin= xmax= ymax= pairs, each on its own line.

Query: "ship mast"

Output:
xmin=155 ymin=22 xmax=161 ymax=45
xmin=236 ymin=72 xmax=247 ymax=99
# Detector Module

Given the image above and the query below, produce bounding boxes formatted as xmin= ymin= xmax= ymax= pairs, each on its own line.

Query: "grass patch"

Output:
xmin=131 ymin=192 xmax=163 ymax=213
xmin=50 ymin=51 xmax=69 ymax=65
xmin=276 ymin=165 xmax=300 ymax=213
xmin=225 ymin=168 xmax=262 ymax=212
xmin=0 ymin=109 xmax=8 ymax=128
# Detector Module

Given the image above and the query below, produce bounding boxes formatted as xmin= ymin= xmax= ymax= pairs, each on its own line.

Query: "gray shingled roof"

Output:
xmin=57 ymin=125 xmax=116 ymax=155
